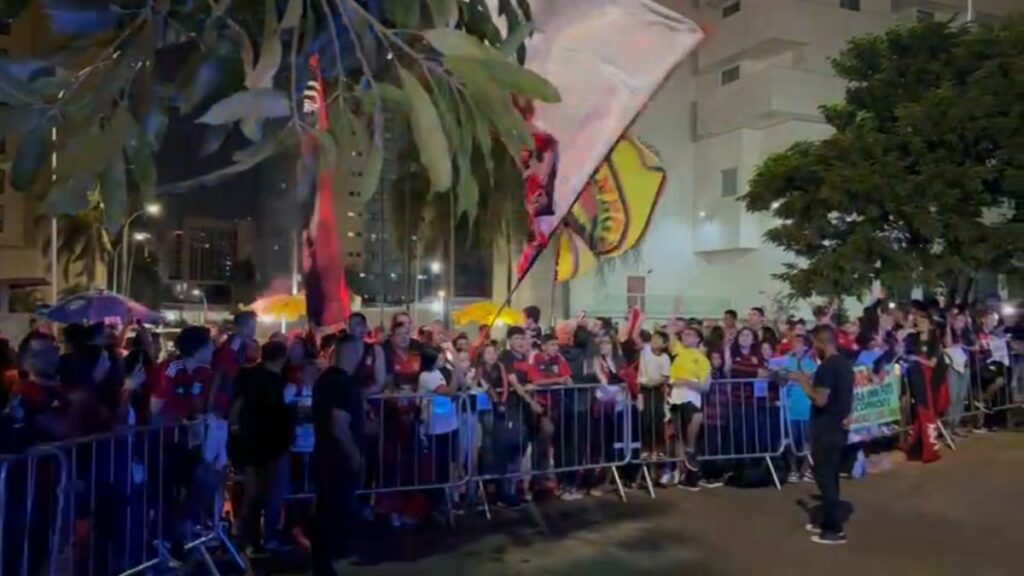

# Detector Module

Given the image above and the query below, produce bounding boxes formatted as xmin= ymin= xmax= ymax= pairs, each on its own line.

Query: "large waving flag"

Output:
xmin=301 ymin=55 xmax=350 ymax=327
xmin=508 ymin=0 xmax=703 ymax=282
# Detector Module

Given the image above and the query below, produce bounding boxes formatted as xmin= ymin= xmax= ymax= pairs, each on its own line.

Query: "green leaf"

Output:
xmin=44 ymin=175 xmax=94 ymax=216
xmin=462 ymin=0 xmax=502 ymax=45
xmin=463 ymin=97 xmax=493 ymax=183
xmin=239 ymin=116 xmax=264 ymax=141
xmin=247 ymin=0 xmax=283 ymax=89
xmin=99 ymin=153 xmax=128 ymax=233
xmin=456 ymin=151 xmax=479 ymax=223
xmin=497 ymin=0 xmax=529 ymax=63
xmin=313 ymin=129 xmax=338 ymax=172
xmin=424 ymin=28 xmax=497 ymax=58
xmin=430 ymin=75 xmax=460 ymax=155
xmin=398 ymin=67 xmax=453 ymax=193
xmin=161 ymin=131 xmax=295 ymax=194
xmin=428 ymin=0 xmax=458 ymax=26
xmin=196 ymin=89 xmax=291 ymax=125
xmin=200 ymin=125 xmax=231 ymax=156
xmin=57 ymin=107 xmax=134 ymax=181
xmin=383 ymin=0 xmax=421 ymax=28
xmin=500 ymin=20 xmax=534 ymax=59
xmin=362 ymin=131 xmax=385 ymax=200
xmin=11 ymin=122 xmax=48 ymax=190
xmin=0 ymin=63 xmax=40 ymax=105
xmin=446 ymin=58 xmax=532 ymax=160
xmin=448 ymin=54 xmax=559 ymax=103
xmin=0 ymin=105 xmax=44 ymax=139
xmin=280 ymin=0 xmax=304 ymax=29
xmin=142 ymin=106 xmax=169 ymax=150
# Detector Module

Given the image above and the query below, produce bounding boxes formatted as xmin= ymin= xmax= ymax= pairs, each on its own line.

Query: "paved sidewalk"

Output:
xmin=297 ymin=431 xmax=1023 ymax=576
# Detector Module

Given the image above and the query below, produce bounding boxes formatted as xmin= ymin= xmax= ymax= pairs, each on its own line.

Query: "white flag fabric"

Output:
xmin=499 ymin=0 xmax=704 ymax=280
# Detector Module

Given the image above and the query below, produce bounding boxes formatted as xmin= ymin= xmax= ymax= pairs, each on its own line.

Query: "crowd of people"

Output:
xmin=0 ymin=296 xmax=1021 ymax=573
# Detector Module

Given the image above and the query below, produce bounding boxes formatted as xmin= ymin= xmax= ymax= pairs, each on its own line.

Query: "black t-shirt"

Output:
xmin=499 ymin=350 xmax=530 ymax=417
xmin=312 ymin=366 xmax=364 ymax=463
xmin=235 ymin=365 xmax=294 ymax=466
xmin=811 ymin=353 xmax=854 ymax=430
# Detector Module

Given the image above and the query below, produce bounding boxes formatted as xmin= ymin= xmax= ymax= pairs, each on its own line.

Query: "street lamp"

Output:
xmin=191 ymin=288 xmax=208 ymax=324
xmin=430 ymin=261 xmax=442 ymax=275
xmin=123 ymin=232 xmax=152 ymax=299
xmin=116 ymin=203 xmax=161 ymax=294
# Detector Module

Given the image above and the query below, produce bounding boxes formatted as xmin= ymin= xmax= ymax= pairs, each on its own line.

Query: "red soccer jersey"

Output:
xmin=527 ymin=353 xmax=570 ymax=385
xmin=528 ymin=353 xmax=569 ymax=411
xmin=154 ymin=359 xmax=214 ymax=421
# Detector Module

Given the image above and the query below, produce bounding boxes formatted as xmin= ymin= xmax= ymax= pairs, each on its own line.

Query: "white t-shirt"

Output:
xmin=638 ymin=345 xmax=671 ymax=388
xmin=419 ymin=370 xmax=459 ymax=435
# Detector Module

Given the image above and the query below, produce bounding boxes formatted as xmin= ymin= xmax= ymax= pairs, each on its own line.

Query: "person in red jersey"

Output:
xmin=152 ymin=326 xmax=216 ymax=423
xmin=152 ymin=326 xmax=222 ymax=562
xmin=211 ymin=311 xmax=260 ymax=417
xmin=1 ymin=331 xmax=72 ymax=574
xmin=527 ymin=333 xmax=572 ymax=494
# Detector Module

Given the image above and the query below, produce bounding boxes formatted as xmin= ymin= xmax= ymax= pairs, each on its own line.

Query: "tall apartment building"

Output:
xmin=502 ymin=0 xmax=1018 ymax=321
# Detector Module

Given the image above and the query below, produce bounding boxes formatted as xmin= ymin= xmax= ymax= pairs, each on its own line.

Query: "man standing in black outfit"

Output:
xmin=794 ymin=325 xmax=854 ymax=545
xmin=310 ymin=346 xmax=364 ymax=574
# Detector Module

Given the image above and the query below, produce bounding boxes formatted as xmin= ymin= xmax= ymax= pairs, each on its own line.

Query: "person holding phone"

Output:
xmin=791 ymin=326 xmax=854 ymax=545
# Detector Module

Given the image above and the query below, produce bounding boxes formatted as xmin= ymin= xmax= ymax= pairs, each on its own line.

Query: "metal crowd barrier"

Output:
xmin=636 ymin=379 xmax=788 ymax=491
xmin=284 ymin=391 xmax=476 ymax=528
xmin=4 ymin=359 xmax=1020 ymax=569
xmin=1 ymin=418 xmax=244 ymax=576
xmin=464 ymin=383 xmax=638 ymax=511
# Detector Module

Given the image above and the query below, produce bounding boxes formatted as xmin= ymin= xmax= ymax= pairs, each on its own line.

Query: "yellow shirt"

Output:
xmin=669 ymin=341 xmax=711 ymax=384
xmin=669 ymin=341 xmax=711 ymax=406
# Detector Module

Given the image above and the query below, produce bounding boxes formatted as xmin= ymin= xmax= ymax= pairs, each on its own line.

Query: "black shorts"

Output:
xmin=669 ymin=401 xmax=702 ymax=434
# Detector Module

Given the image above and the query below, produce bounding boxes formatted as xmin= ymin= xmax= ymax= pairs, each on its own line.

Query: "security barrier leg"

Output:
xmin=765 ymin=456 xmax=782 ymax=491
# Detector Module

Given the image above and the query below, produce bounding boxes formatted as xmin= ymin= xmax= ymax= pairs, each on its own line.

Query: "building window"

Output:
xmin=721 ymin=2 xmax=740 ymax=18
xmin=0 ymin=169 xmax=5 ymax=194
xmin=626 ymin=276 xmax=646 ymax=312
xmin=720 ymin=65 xmax=740 ymax=86
xmin=721 ymin=167 xmax=739 ymax=197
xmin=916 ymin=9 xmax=934 ymax=22
xmin=0 ymin=206 xmax=5 ymax=234
xmin=839 ymin=0 xmax=860 ymax=11
xmin=0 ymin=138 xmax=6 ymax=155
xmin=0 ymin=19 xmax=10 ymax=35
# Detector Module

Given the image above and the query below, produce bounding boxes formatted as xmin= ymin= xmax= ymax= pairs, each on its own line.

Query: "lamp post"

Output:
xmin=124 ymin=232 xmax=150 ymax=299
xmin=117 ymin=203 xmax=161 ymax=294
xmin=191 ymin=288 xmax=208 ymax=324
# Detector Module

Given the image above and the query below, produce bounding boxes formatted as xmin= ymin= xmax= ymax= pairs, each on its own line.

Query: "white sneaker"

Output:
xmin=787 ymin=472 xmax=800 ymax=484
xmin=559 ymin=490 xmax=583 ymax=502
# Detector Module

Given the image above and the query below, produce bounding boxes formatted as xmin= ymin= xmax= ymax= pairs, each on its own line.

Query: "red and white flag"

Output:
xmin=505 ymin=0 xmax=704 ymax=281
xmin=302 ymin=55 xmax=350 ymax=327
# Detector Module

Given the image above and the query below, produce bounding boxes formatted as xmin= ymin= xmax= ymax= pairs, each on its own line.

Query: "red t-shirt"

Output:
xmin=154 ymin=359 xmax=214 ymax=421
xmin=528 ymin=353 xmax=570 ymax=411
xmin=527 ymin=354 xmax=570 ymax=384
xmin=211 ymin=334 xmax=259 ymax=414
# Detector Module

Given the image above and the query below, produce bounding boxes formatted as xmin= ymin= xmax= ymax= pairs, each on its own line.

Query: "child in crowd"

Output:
xmin=638 ymin=330 xmax=671 ymax=460
xmin=781 ymin=334 xmax=817 ymax=483
xmin=527 ymin=334 xmax=572 ymax=496
xmin=418 ymin=347 xmax=459 ymax=518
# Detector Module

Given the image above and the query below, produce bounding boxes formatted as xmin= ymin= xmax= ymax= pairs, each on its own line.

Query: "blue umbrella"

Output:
xmin=46 ymin=291 xmax=163 ymax=326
